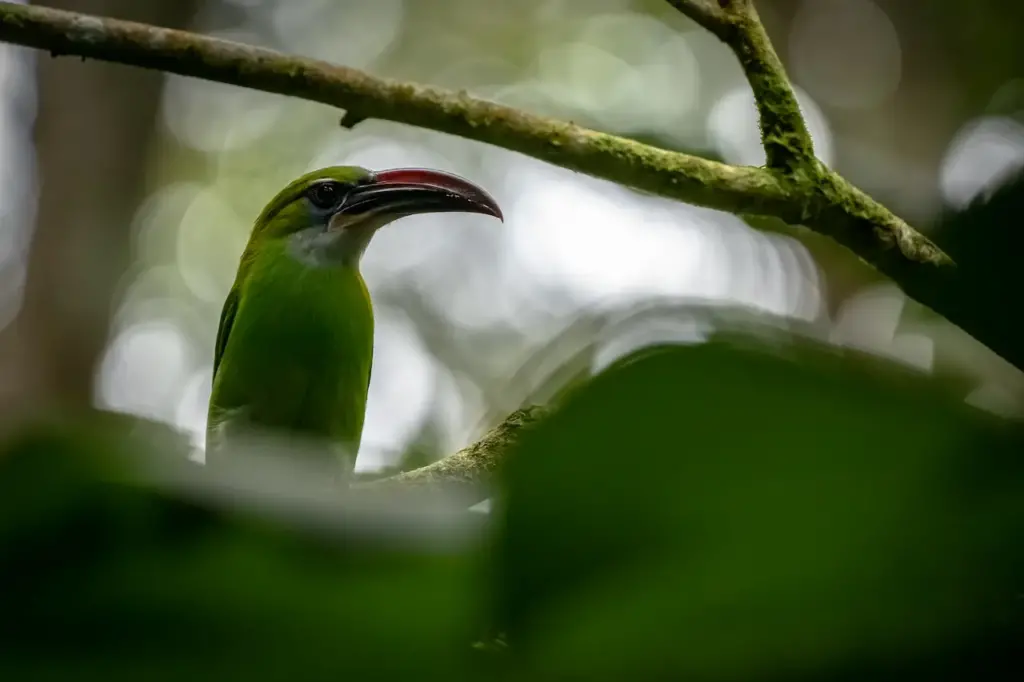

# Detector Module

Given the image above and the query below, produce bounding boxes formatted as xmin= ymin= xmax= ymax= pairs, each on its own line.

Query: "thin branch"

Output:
xmin=355 ymin=406 xmax=549 ymax=505
xmin=659 ymin=1 xmax=1024 ymax=374
xmin=666 ymin=0 xmax=814 ymax=171
xmin=0 ymin=3 xmax=941 ymax=265
xmin=0 ymin=3 xmax=792 ymax=218
xmin=664 ymin=0 xmax=727 ymax=37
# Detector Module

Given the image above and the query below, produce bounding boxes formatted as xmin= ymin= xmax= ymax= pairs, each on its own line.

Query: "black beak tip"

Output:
xmin=458 ymin=188 xmax=503 ymax=222
xmin=481 ymin=200 xmax=504 ymax=222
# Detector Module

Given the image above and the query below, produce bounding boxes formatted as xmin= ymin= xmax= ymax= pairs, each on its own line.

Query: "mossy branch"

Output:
xmin=666 ymin=0 xmax=815 ymax=171
xmin=354 ymin=407 xmax=548 ymax=504
xmin=0 ymin=1 xmax=1019 ymax=494
xmin=0 ymin=3 xmax=945 ymax=267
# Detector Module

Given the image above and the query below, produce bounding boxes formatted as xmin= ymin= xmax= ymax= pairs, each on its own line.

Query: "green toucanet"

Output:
xmin=205 ymin=165 xmax=502 ymax=481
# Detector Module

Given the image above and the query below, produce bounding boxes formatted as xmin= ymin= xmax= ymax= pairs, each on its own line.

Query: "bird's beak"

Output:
xmin=336 ymin=168 xmax=503 ymax=223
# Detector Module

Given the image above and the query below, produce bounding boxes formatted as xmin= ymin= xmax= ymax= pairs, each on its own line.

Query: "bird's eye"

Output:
xmin=307 ymin=181 xmax=345 ymax=210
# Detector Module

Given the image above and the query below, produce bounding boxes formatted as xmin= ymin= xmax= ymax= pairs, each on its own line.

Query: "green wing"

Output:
xmin=212 ymin=287 xmax=240 ymax=379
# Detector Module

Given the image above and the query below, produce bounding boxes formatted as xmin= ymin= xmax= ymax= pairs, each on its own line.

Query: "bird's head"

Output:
xmin=252 ymin=165 xmax=503 ymax=267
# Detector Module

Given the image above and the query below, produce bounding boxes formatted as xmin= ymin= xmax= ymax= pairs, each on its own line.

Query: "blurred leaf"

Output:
xmin=502 ymin=299 xmax=817 ymax=417
xmin=0 ymin=416 xmax=482 ymax=682
xmin=492 ymin=325 xmax=1024 ymax=680
xmin=929 ymin=166 xmax=1024 ymax=361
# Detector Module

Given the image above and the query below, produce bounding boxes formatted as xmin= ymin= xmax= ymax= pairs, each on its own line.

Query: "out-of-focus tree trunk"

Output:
xmin=0 ymin=0 xmax=201 ymax=434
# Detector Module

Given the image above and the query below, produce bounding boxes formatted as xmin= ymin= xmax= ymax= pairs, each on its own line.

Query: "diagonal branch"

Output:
xmin=0 ymin=3 xmax=941 ymax=267
xmin=0 ymin=2 xmax=793 ymax=219
xmin=666 ymin=0 xmax=814 ymax=171
xmin=659 ymin=1 xmax=1024 ymax=376
xmin=354 ymin=407 xmax=548 ymax=505
xmin=664 ymin=0 xmax=726 ymax=36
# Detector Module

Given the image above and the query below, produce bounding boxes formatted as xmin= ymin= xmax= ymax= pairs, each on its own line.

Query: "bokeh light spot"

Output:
xmin=97 ymin=321 xmax=194 ymax=423
xmin=940 ymin=116 xmax=1024 ymax=209
xmin=789 ymin=0 xmax=902 ymax=110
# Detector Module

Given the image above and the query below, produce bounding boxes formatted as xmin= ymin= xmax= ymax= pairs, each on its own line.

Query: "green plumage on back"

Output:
xmin=205 ymin=165 xmax=501 ymax=483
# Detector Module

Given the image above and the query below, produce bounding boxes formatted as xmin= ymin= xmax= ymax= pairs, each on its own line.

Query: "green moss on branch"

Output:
xmin=0 ymin=3 xmax=884 ymax=229
xmin=0 ymin=2 xmax=788 ymax=218
xmin=664 ymin=0 xmax=814 ymax=171
xmin=355 ymin=406 xmax=549 ymax=505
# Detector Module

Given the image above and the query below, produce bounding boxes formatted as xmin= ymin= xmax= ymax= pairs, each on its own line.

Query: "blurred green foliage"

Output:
xmin=2 ymin=3 xmax=1024 ymax=680
xmin=929 ymin=167 xmax=1024 ymax=365
xmin=493 ymin=333 xmax=1023 ymax=680
xmin=2 ymin=304 xmax=1021 ymax=679
xmin=0 ymin=418 xmax=482 ymax=682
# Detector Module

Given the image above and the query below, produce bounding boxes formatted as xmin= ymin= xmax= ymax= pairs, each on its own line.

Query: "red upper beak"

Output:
xmin=339 ymin=167 xmax=503 ymax=222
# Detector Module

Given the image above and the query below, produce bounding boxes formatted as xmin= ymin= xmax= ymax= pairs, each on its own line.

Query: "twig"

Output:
xmin=661 ymin=1 xmax=957 ymax=275
xmin=355 ymin=406 xmax=549 ymax=504
xmin=657 ymin=1 xmax=1024 ymax=374
xmin=666 ymin=0 xmax=814 ymax=171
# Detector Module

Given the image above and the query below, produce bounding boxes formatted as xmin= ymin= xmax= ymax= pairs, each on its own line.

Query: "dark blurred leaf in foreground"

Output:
xmin=492 ymin=325 xmax=1024 ymax=681
xmin=0 ymin=416 xmax=481 ymax=682
xmin=929 ymin=166 xmax=1024 ymax=362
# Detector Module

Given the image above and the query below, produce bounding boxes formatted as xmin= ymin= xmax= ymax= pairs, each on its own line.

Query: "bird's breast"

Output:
xmin=206 ymin=240 xmax=375 ymax=477
xmin=243 ymin=242 xmax=374 ymax=347
xmin=218 ymin=244 xmax=375 ymax=432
